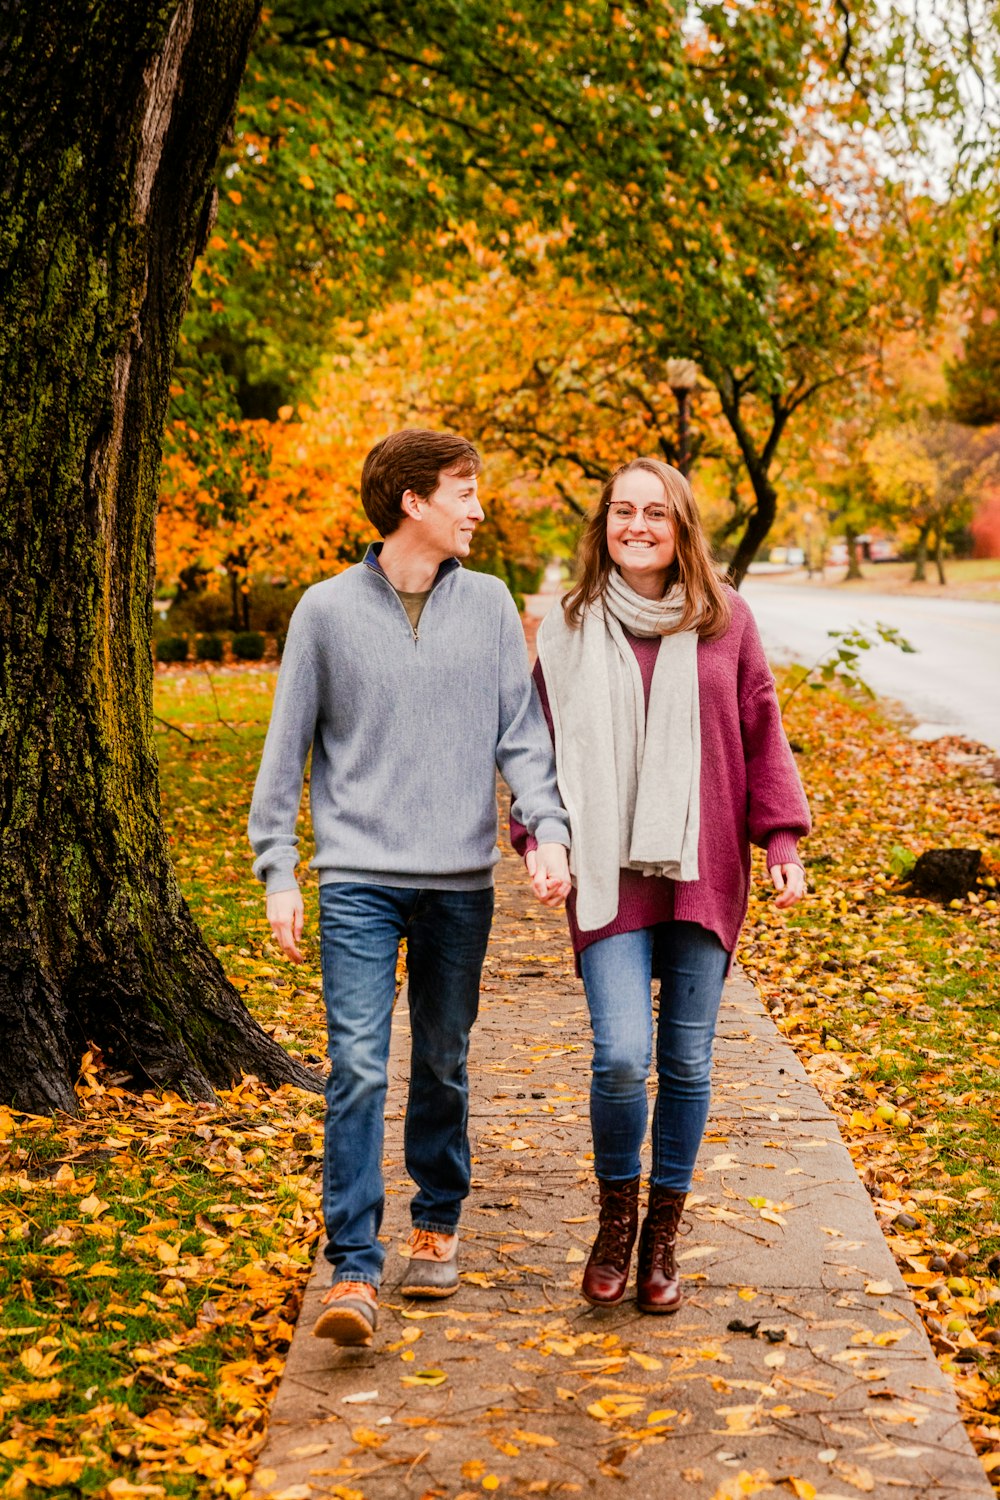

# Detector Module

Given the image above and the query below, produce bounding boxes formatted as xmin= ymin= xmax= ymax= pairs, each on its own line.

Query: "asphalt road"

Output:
xmin=742 ymin=577 xmax=1000 ymax=753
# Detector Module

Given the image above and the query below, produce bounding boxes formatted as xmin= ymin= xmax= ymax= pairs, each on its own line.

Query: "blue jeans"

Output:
xmin=579 ymin=921 xmax=729 ymax=1192
xmin=317 ymin=882 xmax=494 ymax=1287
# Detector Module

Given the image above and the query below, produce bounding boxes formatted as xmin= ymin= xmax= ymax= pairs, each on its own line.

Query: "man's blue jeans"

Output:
xmin=579 ymin=921 xmax=729 ymax=1192
xmin=318 ymin=882 xmax=494 ymax=1287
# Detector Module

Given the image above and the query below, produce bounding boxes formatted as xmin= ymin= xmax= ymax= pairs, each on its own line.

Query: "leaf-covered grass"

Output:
xmin=0 ymin=667 xmax=326 ymax=1499
xmin=741 ymin=677 xmax=1000 ymax=1477
xmin=2 ymin=662 xmax=999 ymax=1494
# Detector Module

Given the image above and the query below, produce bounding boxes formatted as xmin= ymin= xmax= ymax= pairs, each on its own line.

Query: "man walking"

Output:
xmin=249 ymin=430 xmax=570 ymax=1346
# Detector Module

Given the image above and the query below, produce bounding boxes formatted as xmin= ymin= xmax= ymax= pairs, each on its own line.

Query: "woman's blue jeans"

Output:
xmin=579 ymin=921 xmax=729 ymax=1191
xmin=318 ymin=882 xmax=494 ymax=1288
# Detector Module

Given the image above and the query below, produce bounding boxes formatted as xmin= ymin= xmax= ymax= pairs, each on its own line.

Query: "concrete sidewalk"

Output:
xmin=251 ymin=847 xmax=991 ymax=1500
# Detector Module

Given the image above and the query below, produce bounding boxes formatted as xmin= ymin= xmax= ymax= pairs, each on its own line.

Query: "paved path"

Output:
xmin=251 ymin=847 xmax=990 ymax=1500
xmin=742 ymin=579 xmax=1000 ymax=752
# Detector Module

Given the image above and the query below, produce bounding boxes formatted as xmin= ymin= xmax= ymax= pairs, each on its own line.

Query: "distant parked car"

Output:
xmin=785 ymin=547 xmax=805 ymax=566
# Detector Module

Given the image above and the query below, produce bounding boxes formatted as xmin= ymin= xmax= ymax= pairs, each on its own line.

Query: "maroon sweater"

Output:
xmin=510 ymin=591 xmax=810 ymax=966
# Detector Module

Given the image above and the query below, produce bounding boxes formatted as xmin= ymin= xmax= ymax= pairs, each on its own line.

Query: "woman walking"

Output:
xmin=512 ymin=458 xmax=809 ymax=1313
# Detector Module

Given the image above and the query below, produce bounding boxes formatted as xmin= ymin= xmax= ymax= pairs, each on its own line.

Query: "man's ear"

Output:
xmin=401 ymin=488 xmax=424 ymax=521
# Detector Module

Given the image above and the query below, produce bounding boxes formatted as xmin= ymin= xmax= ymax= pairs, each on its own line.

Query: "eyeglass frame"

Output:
xmin=604 ymin=499 xmax=673 ymax=526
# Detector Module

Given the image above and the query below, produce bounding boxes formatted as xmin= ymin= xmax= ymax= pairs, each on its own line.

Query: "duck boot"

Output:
xmin=581 ymin=1175 xmax=640 ymax=1306
xmin=636 ymin=1186 xmax=686 ymax=1314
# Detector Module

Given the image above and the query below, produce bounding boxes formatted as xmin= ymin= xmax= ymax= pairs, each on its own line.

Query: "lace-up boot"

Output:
xmin=636 ymin=1186 xmax=686 ymax=1313
xmin=581 ymin=1175 xmax=640 ymax=1306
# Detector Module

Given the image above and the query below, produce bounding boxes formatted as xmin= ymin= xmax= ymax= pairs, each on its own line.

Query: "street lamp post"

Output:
xmin=665 ymin=358 xmax=698 ymax=477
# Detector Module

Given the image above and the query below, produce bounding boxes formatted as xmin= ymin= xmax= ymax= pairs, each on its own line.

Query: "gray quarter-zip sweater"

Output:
xmin=248 ymin=546 xmax=570 ymax=894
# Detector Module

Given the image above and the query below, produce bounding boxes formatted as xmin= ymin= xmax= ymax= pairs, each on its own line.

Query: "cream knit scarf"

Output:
xmin=536 ymin=568 xmax=701 ymax=932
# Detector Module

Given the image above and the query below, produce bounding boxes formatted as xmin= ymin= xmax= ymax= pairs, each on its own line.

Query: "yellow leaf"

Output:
xmin=647 ymin=1409 xmax=678 ymax=1425
xmin=482 ymin=1478 xmax=500 ymax=1492
xmin=462 ymin=1459 xmax=486 ymax=1480
xmin=586 ymin=1394 xmax=644 ymax=1421
xmin=226 ymin=189 xmax=242 ymax=205
xmin=511 ymin=1429 xmax=556 ymax=1447
xmin=78 ymin=1193 xmax=109 ymax=1217
xmin=629 ymin=1350 xmax=662 ymax=1371
xmin=298 ymin=174 xmax=315 ymax=191
xmin=864 ymin=1279 xmax=893 ymax=1296
xmin=834 ymin=1461 xmax=875 ymax=1493
xmin=787 ymin=1481 xmax=816 ymax=1500
xmin=462 ymin=1271 xmax=496 ymax=1288
xmin=335 ymin=192 xmax=355 ymax=210
xmin=350 ymin=1428 xmax=388 ymax=1450
xmin=155 ymin=1240 xmax=179 ymax=1265
xmin=400 ymin=1368 xmax=447 ymax=1387
xmin=565 ymin=1247 xmax=585 ymax=1263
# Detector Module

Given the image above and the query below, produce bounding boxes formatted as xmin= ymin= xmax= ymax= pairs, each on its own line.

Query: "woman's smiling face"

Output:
xmin=605 ymin=467 xmax=676 ymax=598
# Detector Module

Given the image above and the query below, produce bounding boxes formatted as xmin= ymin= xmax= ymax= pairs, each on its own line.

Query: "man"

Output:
xmin=249 ymin=429 xmax=570 ymax=1347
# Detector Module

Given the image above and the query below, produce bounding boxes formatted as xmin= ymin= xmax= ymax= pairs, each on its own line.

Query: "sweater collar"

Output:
xmin=363 ymin=542 xmax=460 ymax=590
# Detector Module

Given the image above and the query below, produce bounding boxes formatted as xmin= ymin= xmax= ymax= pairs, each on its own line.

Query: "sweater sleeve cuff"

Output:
xmin=766 ymin=831 xmax=801 ymax=869
xmin=533 ymin=818 xmax=571 ymax=849
xmin=264 ymin=870 xmax=301 ymax=897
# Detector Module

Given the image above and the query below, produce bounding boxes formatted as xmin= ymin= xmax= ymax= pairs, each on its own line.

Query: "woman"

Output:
xmin=512 ymin=458 xmax=809 ymax=1314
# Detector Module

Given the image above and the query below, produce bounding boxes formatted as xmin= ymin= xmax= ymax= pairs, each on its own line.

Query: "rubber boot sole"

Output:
xmin=399 ymin=1276 xmax=459 ymax=1299
xmin=312 ymin=1304 xmax=375 ymax=1344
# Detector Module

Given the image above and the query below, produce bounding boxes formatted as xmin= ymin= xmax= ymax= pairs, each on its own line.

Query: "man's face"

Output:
xmin=419 ymin=467 xmax=484 ymax=560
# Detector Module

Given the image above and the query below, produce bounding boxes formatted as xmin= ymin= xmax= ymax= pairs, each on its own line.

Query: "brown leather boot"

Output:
xmin=581 ymin=1175 xmax=640 ymax=1306
xmin=636 ymin=1186 xmax=686 ymax=1313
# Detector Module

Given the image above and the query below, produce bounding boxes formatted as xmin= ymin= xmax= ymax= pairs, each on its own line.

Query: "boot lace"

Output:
xmin=592 ymin=1185 xmax=637 ymax=1261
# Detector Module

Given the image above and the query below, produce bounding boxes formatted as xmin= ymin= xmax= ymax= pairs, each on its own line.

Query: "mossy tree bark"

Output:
xmin=0 ymin=1 xmax=319 ymax=1113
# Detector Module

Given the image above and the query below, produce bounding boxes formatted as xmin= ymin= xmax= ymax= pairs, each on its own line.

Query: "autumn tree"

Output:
xmin=0 ymin=2 xmax=320 ymax=1113
xmin=201 ymin=0 xmax=921 ymax=583
xmin=865 ymin=422 xmax=1000 ymax=584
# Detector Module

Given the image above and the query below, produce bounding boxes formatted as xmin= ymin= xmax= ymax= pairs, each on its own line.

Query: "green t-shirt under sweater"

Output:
xmin=394 ymin=587 xmax=431 ymax=634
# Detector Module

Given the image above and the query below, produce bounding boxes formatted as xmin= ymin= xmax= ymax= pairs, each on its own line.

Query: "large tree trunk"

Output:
xmin=0 ymin=1 xmax=318 ymax=1113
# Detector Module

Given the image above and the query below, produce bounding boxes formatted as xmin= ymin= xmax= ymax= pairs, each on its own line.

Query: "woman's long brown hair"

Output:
xmin=562 ymin=458 xmax=732 ymax=639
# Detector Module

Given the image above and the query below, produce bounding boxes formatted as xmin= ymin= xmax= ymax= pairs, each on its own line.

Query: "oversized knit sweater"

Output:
xmin=511 ymin=589 xmax=810 ymax=964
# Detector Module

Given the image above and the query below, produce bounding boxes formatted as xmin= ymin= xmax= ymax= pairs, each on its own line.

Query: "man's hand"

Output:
xmin=769 ymin=862 xmax=806 ymax=910
xmin=267 ymin=888 xmax=306 ymax=963
xmin=525 ymin=843 xmax=572 ymax=907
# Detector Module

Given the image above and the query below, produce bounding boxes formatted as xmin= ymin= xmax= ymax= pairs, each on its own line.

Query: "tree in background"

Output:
xmin=865 ymin=422 xmax=1000 ymax=584
xmin=196 ymin=0 xmax=934 ymax=583
xmin=0 ymin=2 xmax=319 ymax=1113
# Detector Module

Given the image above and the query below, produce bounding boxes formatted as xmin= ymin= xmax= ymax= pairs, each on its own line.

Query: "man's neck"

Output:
xmin=376 ymin=533 xmax=450 ymax=593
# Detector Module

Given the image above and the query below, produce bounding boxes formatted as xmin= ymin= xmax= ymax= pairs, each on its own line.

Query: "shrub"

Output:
xmin=232 ymin=630 xmax=266 ymax=661
xmin=249 ymin=582 xmax=307 ymax=633
xmin=195 ymin=633 xmax=225 ymax=662
xmin=168 ymin=590 xmax=232 ymax=634
xmin=157 ymin=634 xmax=189 ymax=663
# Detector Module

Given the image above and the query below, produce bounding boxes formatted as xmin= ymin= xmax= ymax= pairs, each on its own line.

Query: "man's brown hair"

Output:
xmin=360 ymin=429 xmax=481 ymax=537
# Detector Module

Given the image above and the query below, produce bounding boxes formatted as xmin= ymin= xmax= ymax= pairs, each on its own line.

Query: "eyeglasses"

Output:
xmin=606 ymin=501 xmax=671 ymax=526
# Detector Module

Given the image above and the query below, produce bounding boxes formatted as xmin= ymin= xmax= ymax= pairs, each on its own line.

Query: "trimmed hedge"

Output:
xmin=195 ymin=634 xmax=225 ymax=662
xmin=232 ymin=631 xmax=266 ymax=661
xmin=157 ymin=635 xmax=189 ymax=663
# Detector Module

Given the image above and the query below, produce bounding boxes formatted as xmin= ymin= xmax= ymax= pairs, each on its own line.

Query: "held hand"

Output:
xmin=769 ymin=862 xmax=806 ymax=910
xmin=530 ymin=842 xmax=572 ymax=908
xmin=266 ymin=888 xmax=306 ymax=963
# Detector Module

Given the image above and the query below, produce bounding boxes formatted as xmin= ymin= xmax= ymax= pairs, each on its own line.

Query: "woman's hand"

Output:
xmin=526 ymin=844 xmax=572 ymax=907
xmin=769 ymin=862 xmax=806 ymax=910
